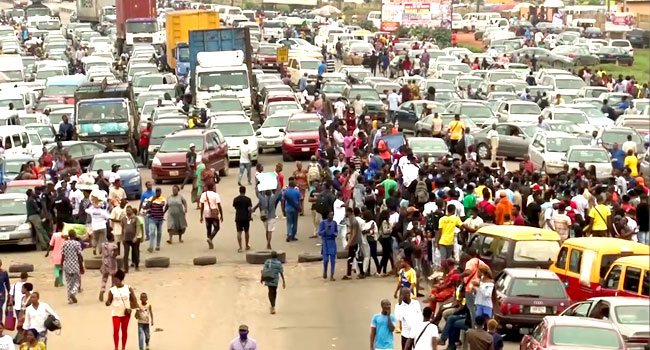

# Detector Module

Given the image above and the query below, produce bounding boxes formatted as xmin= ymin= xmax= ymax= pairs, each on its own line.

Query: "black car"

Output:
xmin=595 ymin=46 xmax=634 ymax=66
xmin=535 ymin=22 xmax=563 ymax=34
xmin=625 ymin=28 xmax=650 ymax=48
xmin=46 ymin=141 xmax=108 ymax=170
xmin=583 ymin=27 xmax=603 ymax=39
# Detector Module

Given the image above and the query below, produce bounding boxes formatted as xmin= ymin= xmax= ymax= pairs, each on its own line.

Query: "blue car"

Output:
xmin=89 ymin=152 xmax=143 ymax=199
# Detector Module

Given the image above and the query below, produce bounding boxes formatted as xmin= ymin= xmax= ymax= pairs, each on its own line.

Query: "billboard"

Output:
xmin=381 ymin=0 xmax=452 ymax=31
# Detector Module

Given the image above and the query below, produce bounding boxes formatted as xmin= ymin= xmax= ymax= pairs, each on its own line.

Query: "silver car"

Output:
xmin=564 ymin=145 xmax=613 ymax=181
xmin=528 ymin=130 xmax=582 ymax=174
xmin=256 ymin=112 xmax=291 ymax=152
xmin=0 ymin=193 xmax=33 ymax=246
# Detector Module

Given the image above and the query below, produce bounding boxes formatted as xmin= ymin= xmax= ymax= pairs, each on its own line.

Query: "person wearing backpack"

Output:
xmin=307 ymin=156 xmax=322 ymax=186
xmin=414 ymin=173 xmax=429 ymax=211
xmin=260 ymin=251 xmax=285 ymax=315
xmin=315 ymin=181 xmax=336 ymax=219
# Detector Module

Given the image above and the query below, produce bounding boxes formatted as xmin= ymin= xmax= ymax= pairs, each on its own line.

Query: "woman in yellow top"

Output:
xmin=21 ymin=329 xmax=46 ymax=350
xmin=624 ymin=150 xmax=639 ymax=177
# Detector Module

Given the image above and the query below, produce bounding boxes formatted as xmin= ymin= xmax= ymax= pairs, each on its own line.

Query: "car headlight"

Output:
xmin=128 ymin=175 xmax=140 ymax=185
xmin=18 ymin=222 xmax=31 ymax=231
xmin=283 ymin=137 xmax=293 ymax=145
xmin=152 ymin=157 xmax=161 ymax=166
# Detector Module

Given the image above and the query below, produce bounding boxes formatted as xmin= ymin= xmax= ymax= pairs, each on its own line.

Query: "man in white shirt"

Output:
xmin=333 ymin=97 xmax=346 ymax=119
xmin=238 ymin=139 xmax=253 ymax=186
xmin=622 ymin=134 xmax=637 ymax=155
xmin=68 ymin=180 xmax=84 ymax=217
xmin=333 ymin=193 xmax=346 ymax=247
xmin=106 ymin=164 xmax=121 ymax=184
xmin=395 ymin=287 xmax=422 ymax=348
xmin=487 ymin=124 xmax=499 ymax=164
xmin=9 ymin=271 xmax=28 ymax=317
xmin=387 ymin=89 xmax=400 ymax=122
xmin=86 ymin=204 xmax=111 ymax=255
xmin=405 ymin=306 xmax=438 ymax=350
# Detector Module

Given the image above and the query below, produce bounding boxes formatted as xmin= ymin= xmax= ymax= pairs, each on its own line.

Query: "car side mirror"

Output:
xmin=256 ymin=130 xmax=261 ymax=136
xmin=279 ymin=128 xmax=284 ymax=133
xmin=561 ymin=156 xmax=567 ymax=161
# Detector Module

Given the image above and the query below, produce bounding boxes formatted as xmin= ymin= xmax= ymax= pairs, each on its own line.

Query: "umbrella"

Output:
xmin=309 ymin=5 xmax=342 ymax=17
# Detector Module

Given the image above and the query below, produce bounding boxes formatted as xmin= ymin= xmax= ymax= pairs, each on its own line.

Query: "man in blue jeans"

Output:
xmin=138 ymin=181 xmax=155 ymax=241
xmin=282 ymin=177 xmax=301 ymax=242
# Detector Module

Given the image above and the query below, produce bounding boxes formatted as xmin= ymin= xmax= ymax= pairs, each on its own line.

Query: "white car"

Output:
xmin=538 ymin=75 xmax=586 ymax=96
xmin=564 ymin=145 xmax=612 ymax=181
xmin=528 ymin=130 xmax=582 ymax=174
xmin=609 ymin=39 xmax=634 ymax=56
xmin=495 ymin=100 xmax=542 ymax=123
xmin=255 ymin=112 xmax=291 ymax=152
xmin=541 ymin=107 xmax=597 ymax=134
xmin=210 ymin=115 xmax=258 ymax=164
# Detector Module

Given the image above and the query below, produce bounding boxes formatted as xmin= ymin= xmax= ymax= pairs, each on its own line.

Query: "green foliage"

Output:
xmin=359 ymin=20 xmax=377 ymax=31
xmin=431 ymin=27 xmax=452 ymax=48
xmin=408 ymin=26 xmax=436 ymax=41
xmin=395 ymin=26 xmax=410 ymax=38
xmin=242 ymin=2 xmax=257 ymax=10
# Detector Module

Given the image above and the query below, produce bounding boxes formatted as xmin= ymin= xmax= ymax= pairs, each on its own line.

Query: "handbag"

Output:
xmin=117 ymin=287 xmax=132 ymax=317
xmin=44 ymin=314 xmax=61 ymax=331
xmin=4 ymin=306 xmax=15 ymax=331
xmin=206 ymin=192 xmax=219 ymax=218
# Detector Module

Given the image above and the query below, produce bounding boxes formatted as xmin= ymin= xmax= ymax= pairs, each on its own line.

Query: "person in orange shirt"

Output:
xmin=494 ymin=192 xmax=513 ymax=225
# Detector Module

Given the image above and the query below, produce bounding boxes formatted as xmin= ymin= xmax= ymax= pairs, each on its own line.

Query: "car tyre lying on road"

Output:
xmin=246 ymin=250 xmax=286 ymax=264
xmin=145 ymin=257 xmax=170 ymax=268
xmin=193 ymin=256 xmax=217 ymax=266
xmin=85 ymin=257 xmax=124 ymax=270
xmin=9 ymin=263 xmax=34 ymax=273
xmin=297 ymin=253 xmax=322 ymax=263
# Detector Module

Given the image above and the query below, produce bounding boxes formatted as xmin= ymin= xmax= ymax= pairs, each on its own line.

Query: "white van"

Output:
xmin=327 ymin=33 xmax=354 ymax=55
xmin=0 ymin=55 xmax=24 ymax=83
xmin=462 ymin=12 xmax=501 ymax=32
xmin=367 ymin=11 xmax=381 ymax=30
xmin=0 ymin=125 xmax=31 ymax=153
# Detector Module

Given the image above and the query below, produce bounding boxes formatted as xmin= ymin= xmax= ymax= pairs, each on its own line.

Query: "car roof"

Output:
xmin=288 ymin=112 xmax=319 ymax=120
xmin=0 ymin=193 xmax=27 ymax=200
xmin=7 ymin=179 xmax=46 ymax=187
xmin=545 ymin=107 xmax=585 ymax=113
xmin=212 ymin=115 xmax=249 ymax=123
xmin=536 ymin=130 xmax=573 ymax=138
xmin=544 ymin=316 xmax=619 ymax=329
xmin=476 ymin=225 xmax=560 ymax=241
xmin=92 ymin=151 xmax=133 ymax=159
xmin=612 ymin=255 xmax=649 ymax=268
xmin=503 ymin=268 xmax=561 ymax=279
xmin=169 ymin=128 xmax=212 ymax=137
xmin=408 ymin=137 xmax=446 ymax=143
xmin=153 ymin=119 xmax=187 ymax=125
xmin=587 ymin=296 xmax=650 ymax=306
xmin=562 ymin=237 xmax=650 ymax=252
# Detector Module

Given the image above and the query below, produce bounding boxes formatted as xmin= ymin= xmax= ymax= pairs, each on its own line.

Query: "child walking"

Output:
xmin=136 ymin=292 xmax=154 ymax=350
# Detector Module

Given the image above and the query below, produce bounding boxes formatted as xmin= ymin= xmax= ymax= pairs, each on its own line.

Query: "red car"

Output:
xmin=281 ymin=112 xmax=320 ymax=161
xmin=520 ymin=316 xmax=627 ymax=350
xmin=151 ymin=129 xmax=229 ymax=183
xmin=495 ymin=268 xmax=570 ymax=334
xmin=254 ymin=44 xmax=280 ymax=70
xmin=5 ymin=179 xmax=47 ymax=194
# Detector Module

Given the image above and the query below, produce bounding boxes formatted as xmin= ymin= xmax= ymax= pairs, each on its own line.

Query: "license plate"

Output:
xmin=530 ymin=306 xmax=546 ymax=314
xmin=169 ymin=171 xmax=179 ymax=176
xmin=0 ymin=232 xmax=9 ymax=240
xmin=301 ymin=147 xmax=310 ymax=152
xmin=266 ymin=141 xmax=276 ymax=145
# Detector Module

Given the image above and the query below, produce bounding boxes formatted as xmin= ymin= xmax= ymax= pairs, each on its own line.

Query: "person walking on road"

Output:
xmin=487 ymin=124 xmax=499 ymax=164
xmin=260 ymin=251 xmax=285 ymax=315
xmin=27 ymin=189 xmax=49 ymax=250
xmin=23 ymin=292 xmax=60 ymax=343
xmin=0 ymin=260 xmax=8 ymax=323
xmin=45 ymin=231 xmax=65 ymax=288
xmin=136 ymin=292 xmax=153 ymax=350
xmin=370 ymin=299 xmax=397 ymax=350
xmin=233 ymin=186 xmax=252 ymax=253
xmin=99 ymin=234 xmax=119 ymax=302
xmin=146 ymin=188 xmax=166 ymax=253
xmin=318 ymin=211 xmax=338 ymax=280
xmin=61 ymin=231 xmax=84 ymax=304
xmin=180 ymin=144 xmax=197 ymax=190
xmin=138 ymin=181 xmax=155 ymax=241
xmin=164 ymin=185 xmax=187 ymax=244
xmin=229 ymin=324 xmax=257 ymax=350
xmin=105 ymin=270 xmax=138 ymax=350
xmin=342 ymin=207 xmax=364 ymax=280
xmin=121 ymin=206 xmax=142 ymax=273
xmin=86 ymin=199 xmax=110 ymax=256
xmin=282 ymin=177 xmax=301 ymax=242
xmin=254 ymin=188 xmax=282 ymax=250
xmin=238 ymin=139 xmax=253 ymax=186
xmin=404 ymin=306 xmax=438 ymax=350
xmin=293 ymin=161 xmax=308 ymax=215
xmin=199 ymin=184 xmax=223 ymax=250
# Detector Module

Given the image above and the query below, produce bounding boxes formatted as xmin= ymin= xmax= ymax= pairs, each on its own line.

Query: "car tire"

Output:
xmin=297 ymin=253 xmax=322 ymax=263
xmin=9 ymin=263 xmax=34 ymax=273
xmin=145 ymin=257 xmax=170 ymax=268
xmin=246 ymin=250 xmax=286 ymax=264
xmin=477 ymin=143 xmax=490 ymax=159
xmin=218 ymin=159 xmax=229 ymax=176
xmin=193 ymin=256 xmax=217 ymax=266
xmin=154 ymin=179 xmax=162 ymax=185
xmin=275 ymin=147 xmax=282 ymax=153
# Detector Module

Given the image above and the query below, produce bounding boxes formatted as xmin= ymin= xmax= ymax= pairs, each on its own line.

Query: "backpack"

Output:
xmin=315 ymin=191 xmax=333 ymax=215
xmin=307 ymin=163 xmax=321 ymax=183
xmin=415 ymin=180 xmax=428 ymax=204
xmin=261 ymin=260 xmax=275 ymax=282
xmin=425 ymin=211 xmax=442 ymax=233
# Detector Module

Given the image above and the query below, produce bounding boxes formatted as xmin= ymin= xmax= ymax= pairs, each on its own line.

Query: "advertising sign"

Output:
xmin=381 ymin=0 xmax=451 ymax=31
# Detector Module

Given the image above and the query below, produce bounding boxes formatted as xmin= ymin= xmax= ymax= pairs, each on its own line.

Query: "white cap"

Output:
xmin=189 ymin=143 xmax=195 ymax=148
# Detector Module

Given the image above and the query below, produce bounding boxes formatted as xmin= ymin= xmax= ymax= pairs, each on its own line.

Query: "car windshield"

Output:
xmin=611 ymin=41 xmax=629 ymax=47
xmin=287 ymin=118 xmax=320 ymax=132
xmin=568 ymin=149 xmax=609 ymax=163
xmin=509 ymin=278 xmax=566 ymax=298
xmin=264 ymin=21 xmax=283 ymax=28
xmin=5 ymin=160 xmax=26 ymax=175
xmin=615 ymin=306 xmax=649 ymax=325
xmin=350 ymin=88 xmax=379 ymax=101
xmin=492 ymin=84 xmax=514 ymax=93
xmin=28 ymin=134 xmax=41 ymax=145
xmin=463 ymin=105 xmax=492 ymax=118
xmin=489 ymin=71 xmax=518 ymax=82
xmin=77 ymin=101 xmax=127 ymax=121
xmin=602 ymin=131 xmax=642 ymax=145
xmin=198 ymin=71 xmax=249 ymax=91
xmin=457 ymin=78 xmax=481 ymax=90
xmin=551 ymin=326 xmax=621 ymax=349
xmin=262 ymin=116 xmax=289 ymax=128
xmin=555 ymin=112 xmax=588 ymax=124
xmin=268 ymin=103 xmax=299 ymax=115
xmin=511 ymin=104 xmax=540 ymax=114
xmin=556 ymin=78 xmax=586 ymax=89
xmin=214 ymin=122 xmax=254 ymax=137
xmin=0 ymin=99 xmax=24 ymax=110
xmin=573 ymin=106 xmax=606 ymax=119
xmin=258 ymin=46 xmax=277 ymax=55
xmin=27 ymin=125 xmax=54 ymax=137
xmin=513 ymin=241 xmax=560 ymax=262
xmin=300 ymin=61 xmax=320 ymax=70
xmin=134 ymin=75 xmax=164 ymax=87
xmin=322 ymin=83 xmax=345 ymax=93
xmin=126 ymin=21 xmax=158 ymax=33
xmin=91 ymin=157 xmax=135 ymax=171
xmin=151 ymin=124 xmax=184 ymax=140
xmin=209 ymin=99 xmax=242 ymax=113
xmin=548 ymin=122 xmax=582 ymax=134
xmin=36 ymin=69 xmax=65 ymax=80
xmin=409 ymin=140 xmax=447 ymax=153
xmin=0 ymin=197 xmax=26 ymax=216
xmin=547 ymin=137 xmax=582 ymax=152
xmin=159 ymin=137 xmax=204 ymax=152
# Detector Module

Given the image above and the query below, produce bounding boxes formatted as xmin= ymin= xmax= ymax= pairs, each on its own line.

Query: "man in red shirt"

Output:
xmin=139 ymin=122 xmax=152 ymax=165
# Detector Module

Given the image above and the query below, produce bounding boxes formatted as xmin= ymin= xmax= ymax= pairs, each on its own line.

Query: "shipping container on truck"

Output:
xmin=76 ymin=0 xmax=115 ymax=23
xmin=188 ymin=28 xmax=254 ymax=112
xmin=165 ymin=10 xmax=220 ymax=77
xmin=115 ymin=0 xmax=156 ymax=52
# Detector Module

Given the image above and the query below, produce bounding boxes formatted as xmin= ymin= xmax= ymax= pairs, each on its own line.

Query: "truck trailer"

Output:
xmin=165 ymin=10 xmax=220 ymax=77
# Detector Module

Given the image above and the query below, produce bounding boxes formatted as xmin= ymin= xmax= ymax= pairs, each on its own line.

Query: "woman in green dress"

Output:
xmin=192 ymin=161 xmax=206 ymax=208
xmin=164 ymin=185 xmax=188 ymax=244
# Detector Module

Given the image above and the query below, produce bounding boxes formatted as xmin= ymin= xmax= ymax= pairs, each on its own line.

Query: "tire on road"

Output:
xmin=9 ymin=263 xmax=34 ymax=273
xmin=193 ymin=256 xmax=217 ymax=266
xmin=297 ymin=253 xmax=322 ymax=263
xmin=336 ymin=251 xmax=348 ymax=259
xmin=245 ymin=250 xmax=286 ymax=264
xmin=84 ymin=258 xmax=102 ymax=270
xmin=145 ymin=257 xmax=170 ymax=268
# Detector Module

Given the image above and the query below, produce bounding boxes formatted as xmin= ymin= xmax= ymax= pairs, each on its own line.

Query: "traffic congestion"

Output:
xmin=0 ymin=0 xmax=646 ymax=349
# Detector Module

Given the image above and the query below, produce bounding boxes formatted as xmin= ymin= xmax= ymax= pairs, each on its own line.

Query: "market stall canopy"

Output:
xmin=309 ymin=5 xmax=342 ymax=17
xmin=542 ymin=0 xmax=564 ymax=8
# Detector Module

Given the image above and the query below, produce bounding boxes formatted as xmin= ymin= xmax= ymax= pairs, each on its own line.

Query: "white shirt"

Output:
xmin=9 ymin=281 xmax=25 ymax=310
xmin=240 ymin=144 xmax=252 ymax=164
xmin=411 ymin=321 xmax=439 ymax=350
xmin=0 ymin=335 xmax=14 ymax=350
xmin=622 ymin=140 xmax=637 ymax=154
xmin=422 ymin=202 xmax=438 ymax=216
xmin=69 ymin=189 xmax=84 ymax=216
xmin=85 ymin=207 xmax=110 ymax=231
xmin=572 ymin=194 xmax=589 ymax=217
xmin=448 ymin=199 xmax=465 ymax=218
xmin=333 ymin=198 xmax=345 ymax=223
xmin=334 ymin=101 xmax=346 ymax=118
xmin=106 ymin=171 xmax=120 ymax=184
xmin=487 ymin=129 xmax=499 ymax=145
xmin=395 ymin=299 xmax=422 ymax=338
xmin=388 ymin=92 xmax=400 ymax=110
xmin=23 ymin=302 xmax=59 ymax=333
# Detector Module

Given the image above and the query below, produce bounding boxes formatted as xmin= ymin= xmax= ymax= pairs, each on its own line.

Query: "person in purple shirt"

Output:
xmin=282 ymin=177 xmax=302 ymax=242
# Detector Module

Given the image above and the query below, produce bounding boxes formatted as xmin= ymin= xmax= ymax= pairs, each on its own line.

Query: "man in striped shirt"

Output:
xmin=147 ymin=188 xmax=166 ymax=253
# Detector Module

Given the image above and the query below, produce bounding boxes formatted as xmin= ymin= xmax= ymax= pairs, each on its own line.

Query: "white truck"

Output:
xmin=76 ymin=0 xmax=115 ymax=24
xmin=194 ymin=50 xmax=252 ymax=115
